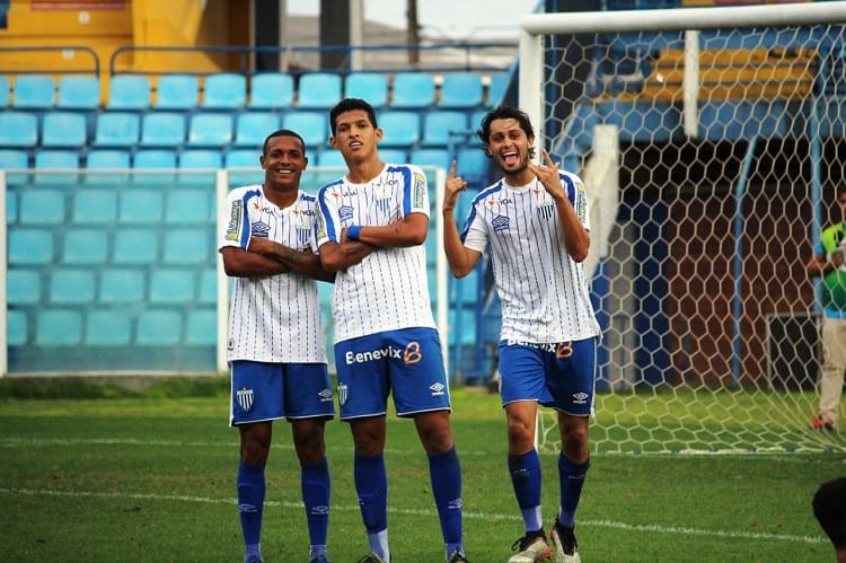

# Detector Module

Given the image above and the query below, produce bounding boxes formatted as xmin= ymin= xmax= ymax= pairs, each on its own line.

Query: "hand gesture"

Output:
xmin=443 ymin=160 xmax=467 ymax=213
xmin=528 ymin=149 xmax=564 ymax=199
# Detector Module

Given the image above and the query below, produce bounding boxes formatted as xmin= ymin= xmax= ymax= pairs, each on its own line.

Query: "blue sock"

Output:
xmin=558 ymin=453 xmax=590 ymax=528
xmin=237 ymin=461 xmax=266 ymax=558
xmin=354 ymin=453 xmax=388 ymax=557
xmin=509 ymin=449 xmax=543 ymax=532
xmin=302 ymin=457 xmax=331 ymax=554
xmin=428 ymin=446 xmax=464 ymax=555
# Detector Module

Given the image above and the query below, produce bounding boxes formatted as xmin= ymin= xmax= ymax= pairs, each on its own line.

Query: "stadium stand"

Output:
xmin=345 ymin=72 xmax=389 ymax=108
xmin=233 ymin=112 xmax=280 ymax=147
xmin=93 ymin=112 xmax=140 ymax=148
xmin=391 ymin=72 xmax=436 ymax=109
xmin=139 ymin=112 xmax=186 ymax=148
xmin=0 ymin=75 xmax=9 ymax=107
xmin=12 ymin=74 xmax=55 ymax=109
xmin=248 ymin=73 xmax=294 ymax=110
xmin=0 ymin=112 xmax=38 ymax=148
xmin=201 ymin=73 xmax=246 ymax=109
xmin=40 ymin=112 xmax=87 ymax=149
xmin=297 ymin=72 xmax=342 ymax=110
xmin=84 ymin=149 xmax=131 ymax=185
xmin=154 ymin=74 xmax=199 ymax=111
xmin=106 ymin=75 xmax=151 ymax=110
xmin=187 ymin=113 xmax=234 ymax=147
xmin=57 ymin=76 xmax=101 ymax=110
xmin=439 ymin=73 xmax=484 ymax=109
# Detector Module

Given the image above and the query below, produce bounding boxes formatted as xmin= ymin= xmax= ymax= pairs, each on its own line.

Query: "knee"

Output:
xmin=293 ymin=424 xmax=326 ymax=465
xmin=240 ymin=437 xmax=270 ymax=466
xmin=418 ymin=419 xmax=454 ymax=454
xmin=560 ymin=425 xmax=589 ymax=461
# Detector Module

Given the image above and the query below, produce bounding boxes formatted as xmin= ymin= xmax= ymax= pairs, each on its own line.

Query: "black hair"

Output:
xmin=476 ymin=104 xmax=536 ymax=159
xmin=813 ymin=476 xmax=846 ymax=549
xmin=329 ymin=98 xmax=378 ymax=135
xmin=262 ymin=129 xmax=307 ymax=156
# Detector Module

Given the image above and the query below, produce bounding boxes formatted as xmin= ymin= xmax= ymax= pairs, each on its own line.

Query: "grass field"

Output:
xmin=0 ymin=376 xmax=843 ymax=562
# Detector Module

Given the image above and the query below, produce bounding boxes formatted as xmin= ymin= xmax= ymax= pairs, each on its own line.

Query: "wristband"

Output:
xmin=347 ymin=225 xmax=362 ymax=241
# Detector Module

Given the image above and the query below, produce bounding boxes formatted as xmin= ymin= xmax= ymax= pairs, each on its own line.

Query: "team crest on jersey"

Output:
xmin=225 ymin=201 xmax=242 ymax=241
xmin=537 ymin=203 xmax=555 ymax=220
xmin=339 ymin=205 xmax=354 ymax=222
xmin=413 ymin=172 xmax=426 ymax=209
xmin=296 ymin=227 xmax=312 ymax=248
xmin=236 ymin=387 xmax=255 ymax=411
xmin=492 ymin=215 xmax=510 ymax=232
xmin=251 ymin=221 xmax=270 ymax=238
xmin=337 ymin=383 xmax=348 ymax=406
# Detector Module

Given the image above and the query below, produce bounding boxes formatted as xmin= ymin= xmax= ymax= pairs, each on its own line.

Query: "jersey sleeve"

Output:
xmin=564 ymin=172 xmax=591 ymax=231
xmin=218 ymin=187 xmax=251 ymax=251
xmin=406 ymin=165 xmax=431 ymax=218
xmin=315 ymin=185 xmax=341 ymax=249
xmin=460 ymin=198 xmax=488 ymax=253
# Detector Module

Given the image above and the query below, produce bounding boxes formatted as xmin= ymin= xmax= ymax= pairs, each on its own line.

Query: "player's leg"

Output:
xmin=816 ymin=317 xmax=846 ymax=430
xmin=286 ymin=363 xmax=335 ymax=563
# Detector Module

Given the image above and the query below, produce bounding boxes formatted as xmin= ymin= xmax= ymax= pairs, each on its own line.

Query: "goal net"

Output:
xmin=518 ymin=2 xmax=846 ymax=454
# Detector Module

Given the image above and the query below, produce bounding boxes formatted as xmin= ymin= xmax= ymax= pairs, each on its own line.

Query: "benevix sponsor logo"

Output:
xmin=505 ymin=340 xmax=574 ymax=358
xmin=345 ymin=341 xmax=423 ymax=365
xmin=318 ymin=388 xmax=333 ymax=403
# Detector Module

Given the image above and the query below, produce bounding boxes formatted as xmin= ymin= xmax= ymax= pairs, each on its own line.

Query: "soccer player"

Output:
xmin=219 ymin=129 xmax=336 ymax=563
xmin=813 ymin=476 xmax=846 ymax=563
xmin=314 ymin=98 xmax=468 ymax=563
xmin=441 ymin=105 xmax=600 ymax=563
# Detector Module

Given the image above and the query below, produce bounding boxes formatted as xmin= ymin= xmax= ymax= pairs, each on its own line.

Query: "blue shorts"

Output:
xmin=334 ymin=327 xmax=451 ymax=420
xmin=498 ymin=338 xmax=598 ymax=416
xmin=229 ymin=360 xmax=335 ymax=426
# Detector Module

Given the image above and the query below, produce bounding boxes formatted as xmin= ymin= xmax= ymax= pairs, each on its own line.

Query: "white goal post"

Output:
xmin=518 ymin=2 xmax=846 ymax=454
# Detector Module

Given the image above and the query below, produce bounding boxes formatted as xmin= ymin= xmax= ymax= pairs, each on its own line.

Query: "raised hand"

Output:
xmin=527 ymin=149 xmax=564 ymax=198
xmin=443 ymin=159 xmax=467 ymax=213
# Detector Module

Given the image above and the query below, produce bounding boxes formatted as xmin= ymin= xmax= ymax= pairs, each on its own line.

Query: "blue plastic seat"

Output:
xmin=345 ymin=73 xmax=389 ymax=108
xmin=99 ymin=269 xmax=146 ymax=304
xmin=112 ymin=228 xmax=159 ymax=264
xmin=421 ymin=111 xmax=470 ymax=147
xmin=379 ymin=149 xmax=408 ymax=164
xmin=19 ymin=189 xmax=65 ymax=225
xmin=0 ymin=112 xmax=38 ymax=148
xmin=34 ymin=150 xmax=79 ymax=184
xmin=12 ymin=74 xmax=55 ymax=109
xmin=456 ymin=146 xmax=490 ymax=186
xmin=163 ymin=228 xmax=210 ymax=264
xmin=439 ymin=73 xmax=484 ymax=109
xmin=177 ymin=149 xmax=221 ymax=185
xmin=185 ymin=309 xmax=216 ymax=345
xmin=0 ymin=149 xmax=30 ymax=184
xmin=187 ymin=113 xmax=233 ymax=147
xmin=155 ymin=74 xmax=199 ymax=111
xmin=249 ymin=73 xmax=294 ymax=110
xmin=487 ymin=73 xmax=509 ymax=107
xmin=73 ymin=189 xmax=118 ymax=224
xmin=136 ymin=310 xmax=183 ymax=345
xmin=93 ymin=112 xmax=140 ymax=147
xmin=85 ymin=310 xmax=132 ymax=345
xmin=233 ymin=112 xmax=280 ymax=147
xmin=0 ymin=76 xmax=9 ymax=108
xmin=119 ymin=190 xmax=164 ymax=224
xmin=40 ymin=112 xmax=88 ymax=148
xmin=165 ymin=190 xmax=211 ymax=224
xmin=8 ymin=310 xmax=28 ymax=346
xmin=7 ymin=269 xmax=41 ymax=305
xmin=296 ymin=72 xmax=342 ymax=110
xmin=107 ymin=75 xmax=151 ymax=110
xmin=202 ymin=73 xmax=246 ymax=109
xmin=391 ymin=73 xmax=435 ymax=109
xmin=139 ymin=112 xmax=186 ymax=148
xmin=198 ymin=269 xmax=217 ymax=304
xmin=85 ymin=149 xmax=131 ymax=185
xmin=62 ymin=228 xmax=109 ymax=265
xmin=9 ymin=229 xmax=53 ymax=265
xmin=149 ymin=270 xmax=196 ymax=304
xmin=57 ymin=76 xmax=101 ymax=110
xmin=226 ymin=149 xmax=262 ymax=186
xmin=410 ymin=148 xmax=452 ymax=173
xmin=378 ymin=111 xmax=420 ymax=148
xmin=49 ymin=269 xmax=96 ymax=304
xmin=282 ymin=112 xmax=328 ymax=148
xmin=36 ymin=309 xmax=83 ymax=346
xmin=132 ymin=149 xmax=177 ymax=184
xmin=7 ymin=191 xmax=15 ymax=223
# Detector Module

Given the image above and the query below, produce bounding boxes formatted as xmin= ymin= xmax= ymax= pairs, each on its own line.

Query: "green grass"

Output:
xmin=0 ymin=377 xmax=842 ymax=562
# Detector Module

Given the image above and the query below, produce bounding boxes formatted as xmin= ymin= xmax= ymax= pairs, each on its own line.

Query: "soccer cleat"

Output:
xmin=447 ymin=549 xmax=470 ymax=563
xmin=357 ymin=553 xmax=386 ymax=563
xmin=811 ymin=415 xmax=836 ymax=431
xmin=508 ymin=531 xmax=553 ymax=563
xmin=550 ymin=521 xmax=581 ymax=563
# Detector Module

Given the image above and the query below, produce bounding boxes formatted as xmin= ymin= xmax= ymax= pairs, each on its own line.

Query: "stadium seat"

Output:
xmin=421 ymin=111 xmax=470 ymax=147
xmin=36 ymin=309 xmax=83 ymax=346
xmin=19 ymin=189 xmax=64 ymax=225
xmin=12 ymin=74 xmax=55 ymax=109
xmin=198 ymin=269 xmax=217 ymax=304
xmin=112 ymin=228 xmax=159 ymax=265
xmin=119 ymin=190 xmax=164 ymax=224
xmin=99 ymin=269 xmax=146 ymax=304
xmin=487 ymin=73 xmax=509 ymax=107
xmin=0 ymin=75 xmax=9 ymax=108
xmin=7 ymin=191 xmax=15 ymax=224
xmin=136 ymin=310 xmax=183 ymax=345
xmin=7 ymin=269 xmax=41 ymax=305
xmin=165 ymin=190 xmax=211 ymax=224
xmin=8 ymin=229 xmax=53 ymax=265
xmin=149 ymin=270 xmax=196 ymax=304
xmin=57 ymin=76 xmax=101 ymax=110
xmin=34 ymin=150 xmax=79 ymax=184
xmin=0 ymin=149 xmax=30 ymax=183
xmin=379 ymin=149 xmax=408 ymax=164
xmin=8 ymin=310 xmax=27 ymax=347
xmin=187 ymin=113 xmax=234 ymax=147
xmin=132 ymin=149 xmax=177 ymax=184
xmin=154 ymin=74 xmax=199 ymax=111
xmin=297 ymin=72 xmax=342 ymax=110
xmin=62 ymin=228 xmax=109 ymax=265
xmin=49 ymin=269 xmax=96 ymax=304
xmin=0 ymin=112 xmax=38 ymax=148
xmin=93 ymin=112 xmax=140 ymax=147
xmin=456 ymin=146 xmax=490 ymax=186
xmin=85 ymin=310 xmax=132 ymax=346
xmin=314 ymin=150 xmax=346 ymax=186
xmin=177 ymin=149 xmax=222 ymax=185
xmin=410 ymin=148 xmax=452 ymax=173
xmin=202 ymin=73 xmax=246 ymax=109
xmin=84 ymin=149 xmax=131 ymax=185
xmin=391 ymin=72 xmax=436 ymax=109
xmin=226 ymin=148 xmax=262 ymax=186
xmin=233 ymin=112 xmax=280 ymax=147
xmin=469 ymin=109 xmax=488 ymax=131
xmin=163 ymin=228 xmax=211 ymax=264
xmin=282 ymin=112 xmax=328 ymax=148
xmin=107 ymin=75 xmax=151 ymax=110
xmin=139 ymin=112 xmax=186 ymax=148
xmin=439 ymin=73 xmax=484 ymax=109
xmin=185 ymin=309 xmax=217 ymax=345
xmin=345 ymin=73 xmax=389 ymax=108
xmin=378 ymin=111 xmax=420 ymax=148
xmin=40 ymin=112 xmax=88 ymax=148
xmin=73 ymin=189 xmax=118 ymax=224
xmin=249 ymin=73 xmax=294 ymax=110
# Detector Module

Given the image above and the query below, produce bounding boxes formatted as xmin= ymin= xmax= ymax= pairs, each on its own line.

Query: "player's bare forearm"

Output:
xmin=442 ymin=208 xmax=479 ymax=278
xmin=248 ymin=238 xmax=335 ymax=282
xmin=553 ymin=195 xmax=590 ymax=262
xmin=318 ymin=240 xmax=375 ymax=272
xmin=220 ymin=247 xmax=291 ymax=277
xmin=353 ymin=213 xmax=429 ymax=248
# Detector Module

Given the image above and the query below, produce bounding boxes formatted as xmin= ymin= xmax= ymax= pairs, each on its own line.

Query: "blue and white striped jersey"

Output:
xmin=315 ymin=163 xmax=436 ymax=343
xmin=218 ymin=185 xmax=327 ymax=363
xmin=460 ymin=171 xmax=600 ymax=343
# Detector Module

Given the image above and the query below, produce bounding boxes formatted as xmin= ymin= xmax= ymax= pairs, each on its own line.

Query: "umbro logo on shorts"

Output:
xmin=318 ymin=388 xmax=333 ymax=402
xmin=572 ymin=392 xmax=588 ymax=404
xmin=429 ymin=382 xmax=445 ymax=396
